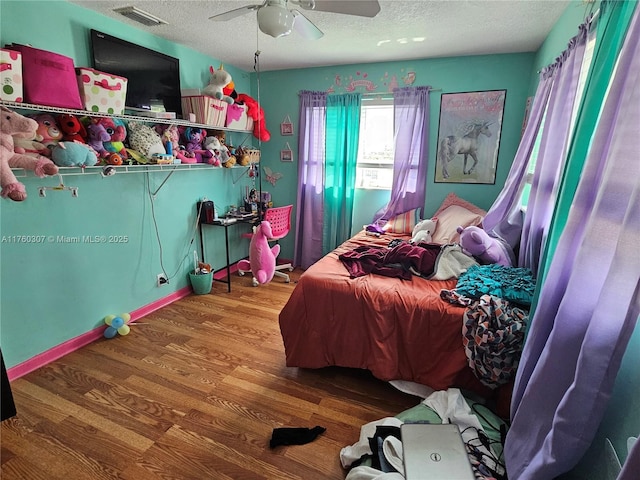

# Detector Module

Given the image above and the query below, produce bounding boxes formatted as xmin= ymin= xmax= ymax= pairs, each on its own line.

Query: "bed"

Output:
xmin=279 ymin=193 xmax=495 ymax=397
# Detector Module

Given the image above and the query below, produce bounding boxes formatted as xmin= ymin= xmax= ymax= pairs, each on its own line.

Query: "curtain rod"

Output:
xmin=361 ymin=88 xmax=442 ymax=98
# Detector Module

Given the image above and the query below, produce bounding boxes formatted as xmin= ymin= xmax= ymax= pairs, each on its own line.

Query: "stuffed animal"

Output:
xmin=57 ymin=114 xmax=87 ymax=143
xmin=203 ymin=136 xmax=223 ymax=167
xmin=410 ymin=218 xmax=438 ymax=244
xmin=183 ymin=127 xmax=213 ymax=163
xmin=86 ymin=121 xmax=111 ymax=159
xmin=237 ymin=220 xmax=279 ymax=285
xmin=456 ymin=225 xmax=514 ymax=267
xmin=1 ymin=106 xmax=58 ymax=201
xmin=12 ymin=135 xmax=49 ymax=158
xmin=155 ymin=124 xmax=193 ymax=164
xmin=127 ymin=121 xmax=165 ymax=158
xmin=202 ymin=65 xmax=234 ymax=104
xmin=96 ymin=117 xmax=128 ymax=159
xmin=31 ymin=113 xmax=63 ymax=153
xmin=51 ymin=141 xmax=98 ymax=167
xmin=236 ymin=93 xmax=270 ymax=142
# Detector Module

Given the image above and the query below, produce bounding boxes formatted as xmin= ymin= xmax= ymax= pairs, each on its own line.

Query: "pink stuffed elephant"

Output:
xmin=237 ymin=221 xmax=279 ymax=285
xmin=457 ymin=225 xmax=513 ymax=266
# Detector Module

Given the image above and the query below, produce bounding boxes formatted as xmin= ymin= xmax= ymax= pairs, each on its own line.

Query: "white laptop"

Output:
xmin=401 ymin=423 xmax=475 ymax=480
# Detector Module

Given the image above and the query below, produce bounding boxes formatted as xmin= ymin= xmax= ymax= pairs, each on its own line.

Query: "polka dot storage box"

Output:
xmin=76 ymin=67 xmax=127 ymax=114
xmin=0 ymin=49 xmax=23 ymax=102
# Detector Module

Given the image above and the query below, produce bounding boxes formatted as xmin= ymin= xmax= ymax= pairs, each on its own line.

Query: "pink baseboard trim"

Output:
xmin=213 ymin=259 xmax=293 ymax=281
xmin=7 ymin=285 xmax=192 ymax=381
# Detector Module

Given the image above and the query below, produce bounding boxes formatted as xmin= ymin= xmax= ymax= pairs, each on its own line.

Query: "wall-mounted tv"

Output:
xmin=90 ymin=29 xmax=182 ymax=117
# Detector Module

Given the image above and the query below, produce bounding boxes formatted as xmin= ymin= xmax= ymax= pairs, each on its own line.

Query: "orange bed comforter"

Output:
xmin=279 ymin=231 xmax=489 ymax=394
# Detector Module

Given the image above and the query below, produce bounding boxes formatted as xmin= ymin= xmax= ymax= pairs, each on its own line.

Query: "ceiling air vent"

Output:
xmin=113 ymin=6 xmax=168 ymax=26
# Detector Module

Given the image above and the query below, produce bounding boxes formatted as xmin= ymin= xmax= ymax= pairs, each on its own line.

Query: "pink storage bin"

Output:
xmin=181 ymin=95 xmax=227 ymax=126
xmin=76 ymin=67 xmax=128 ymax=114
xmin=225 ymin=103 xmax=254 ymax=131
xmin=5 ymin=44 xmax=82 ymax=109
xmin=0 ymin=49 xmax=23 ymax=102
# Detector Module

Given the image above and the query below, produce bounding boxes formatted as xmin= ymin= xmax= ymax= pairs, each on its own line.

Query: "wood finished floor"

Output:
xmin=1 ymin=269 xmax=419 ymax=480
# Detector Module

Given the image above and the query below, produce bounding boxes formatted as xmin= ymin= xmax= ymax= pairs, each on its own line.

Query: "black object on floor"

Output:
xmin=269 ymin=426 xmax=326 ymax=448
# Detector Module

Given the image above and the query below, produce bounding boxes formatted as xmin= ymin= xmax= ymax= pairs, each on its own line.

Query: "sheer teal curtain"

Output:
xmin=322 ymin=93 xmax=361 ymax=255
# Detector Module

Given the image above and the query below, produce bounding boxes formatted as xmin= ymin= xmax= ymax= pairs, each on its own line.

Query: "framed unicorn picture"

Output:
xmin=435 ymin=90 xmax=506 ymax=184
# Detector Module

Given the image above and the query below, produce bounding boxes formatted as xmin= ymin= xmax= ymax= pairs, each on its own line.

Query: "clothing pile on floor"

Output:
xmin=340 ymin=388 xmax=507 ymax=480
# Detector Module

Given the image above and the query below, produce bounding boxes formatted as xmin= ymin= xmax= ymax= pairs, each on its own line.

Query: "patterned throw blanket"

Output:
xmin=462 ymin=294 xmax=528 ymax=388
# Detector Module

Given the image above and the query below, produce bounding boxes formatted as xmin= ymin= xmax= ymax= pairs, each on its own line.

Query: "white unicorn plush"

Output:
xmin=202 ymin=65 xmax=234 ymax=104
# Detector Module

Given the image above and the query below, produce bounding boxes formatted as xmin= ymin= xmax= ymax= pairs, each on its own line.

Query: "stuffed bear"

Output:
xmin=237 ymin=220 xmax=279 ymax=285
xmin=183 ymin=127 xmax=214 ymax=164
xmin=410 ymin=218 xmax=438 ymax=244
xmin=31 ymin=113 xmax=63 ymax=154
xmin=1 ymin=106 xmax=58 ymax=201
xmin=456 ymin=225 xmax=514 ymax=266
xmin=202 ymin=65 xmax=234 ymax=105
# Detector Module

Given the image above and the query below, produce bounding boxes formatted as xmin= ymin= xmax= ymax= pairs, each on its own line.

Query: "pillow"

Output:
xmin=383 ymin=208 xmax=420 ymax=234
xmin=433 ymin=192 xmax=487 ymax=219
xmin=431 ymin=204 xmax=483 ymax=244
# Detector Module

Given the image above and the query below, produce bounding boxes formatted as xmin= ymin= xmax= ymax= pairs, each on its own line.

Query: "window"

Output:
xmin=355 ymin=99 xmax=394 ymax=189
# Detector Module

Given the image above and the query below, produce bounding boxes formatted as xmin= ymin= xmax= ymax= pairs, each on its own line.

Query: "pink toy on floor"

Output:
xmin=237 ymin=221 xmax=279 ymax=285
xmin=1 ymin=106 xmax=58 ymax=201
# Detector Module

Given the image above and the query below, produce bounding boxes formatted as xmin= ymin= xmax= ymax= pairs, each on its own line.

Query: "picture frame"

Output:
xmin=280 ymin=115 xmax=294 ymax=136
xmin=434 ymin=90 xmax=506 ymax=184
xmin=280 ymin=143 xmax=293 ymax=162
xmin=280 ymin=149 xmax=293 ymax=162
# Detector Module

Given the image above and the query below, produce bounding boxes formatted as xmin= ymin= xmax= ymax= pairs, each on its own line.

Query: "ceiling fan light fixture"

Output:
xmin=257 ymin=4 xmax=294 ymax=38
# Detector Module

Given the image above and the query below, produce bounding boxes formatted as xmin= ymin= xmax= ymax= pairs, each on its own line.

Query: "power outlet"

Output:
xmin=157 ymin=273 xmax=168 ymax=287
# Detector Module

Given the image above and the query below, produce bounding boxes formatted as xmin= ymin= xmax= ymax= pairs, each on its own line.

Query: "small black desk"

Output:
xmin=198 ymin=215 xmax=258 ymax=292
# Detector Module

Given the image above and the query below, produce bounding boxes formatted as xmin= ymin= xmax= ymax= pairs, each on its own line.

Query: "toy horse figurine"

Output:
xmin=237 ymin=221 xmax=279 ymax=286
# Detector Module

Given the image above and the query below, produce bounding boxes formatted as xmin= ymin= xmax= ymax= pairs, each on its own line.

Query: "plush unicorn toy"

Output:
xmin=237 ymin=221 xmax=278 ymax=286
xmin=202 ymin=65 xmax=234 ymax=105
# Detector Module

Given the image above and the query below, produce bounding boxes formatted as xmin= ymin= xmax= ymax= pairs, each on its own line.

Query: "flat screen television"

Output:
xmin=90 ymin=29 xmax=182 ymax=117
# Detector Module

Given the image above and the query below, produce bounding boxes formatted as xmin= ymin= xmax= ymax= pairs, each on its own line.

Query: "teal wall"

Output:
xmin=0 ymin=0 xmax=257 ymax=368
xmin=525 ymin=1 xmax=640 ymax=475
xmin=256 ymin=53 xmax=535 ymax=257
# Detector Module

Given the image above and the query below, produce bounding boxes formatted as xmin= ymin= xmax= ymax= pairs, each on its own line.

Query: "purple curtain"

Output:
xmin=481 ymin=78 xmax=553 ymax=249
xmin=293 ymin=90 xmax=326 ymax=269
xmin=373 ymin=86 xmax=431 ymax=223
xmin=505 ymin=8 xmax=640 ymax=479
xmin=519 ymin=25 xmax=588 ymax=275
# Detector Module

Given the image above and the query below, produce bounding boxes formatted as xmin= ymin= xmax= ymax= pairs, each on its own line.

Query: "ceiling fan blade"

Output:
xmin=209 ymin=4 xmax=261 ymax=21
xmin=304 ymin=0 xmax=380 ymax=17
xmin=292 ymin=10 xmax=324 ymax=40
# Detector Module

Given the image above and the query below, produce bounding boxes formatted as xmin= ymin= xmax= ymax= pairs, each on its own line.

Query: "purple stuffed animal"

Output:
xmin=183 ymin=127 xmax=213 ymax=163
xmin=457 ymin=225 xmax=513 ymax=266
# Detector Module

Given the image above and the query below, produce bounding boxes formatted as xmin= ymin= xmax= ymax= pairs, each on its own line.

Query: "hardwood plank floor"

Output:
xmin=1 ymin=270 xmax=419 ymax=479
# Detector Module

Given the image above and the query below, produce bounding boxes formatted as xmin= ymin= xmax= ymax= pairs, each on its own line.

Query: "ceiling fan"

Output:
xmin=209 ymin=0 xmax=381 ymax=40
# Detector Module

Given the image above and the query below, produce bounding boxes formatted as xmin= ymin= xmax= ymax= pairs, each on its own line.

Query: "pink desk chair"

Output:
xmin=239 ymin=205 xmax=294 ymax=286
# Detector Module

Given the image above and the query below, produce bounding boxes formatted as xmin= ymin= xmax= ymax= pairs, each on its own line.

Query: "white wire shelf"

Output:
xmin=11 ymin=163 xmax=252 ymax=178
xmin=0 ymin=100 xmax=252 ymax=134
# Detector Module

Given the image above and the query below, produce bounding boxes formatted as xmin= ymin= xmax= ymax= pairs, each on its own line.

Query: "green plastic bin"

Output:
xmin=189 ymin=272 xmax=213 ymax=295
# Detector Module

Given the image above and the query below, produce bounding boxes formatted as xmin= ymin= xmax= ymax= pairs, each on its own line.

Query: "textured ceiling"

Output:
xmin=68 ymin=0 xmax=578 ymax=72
